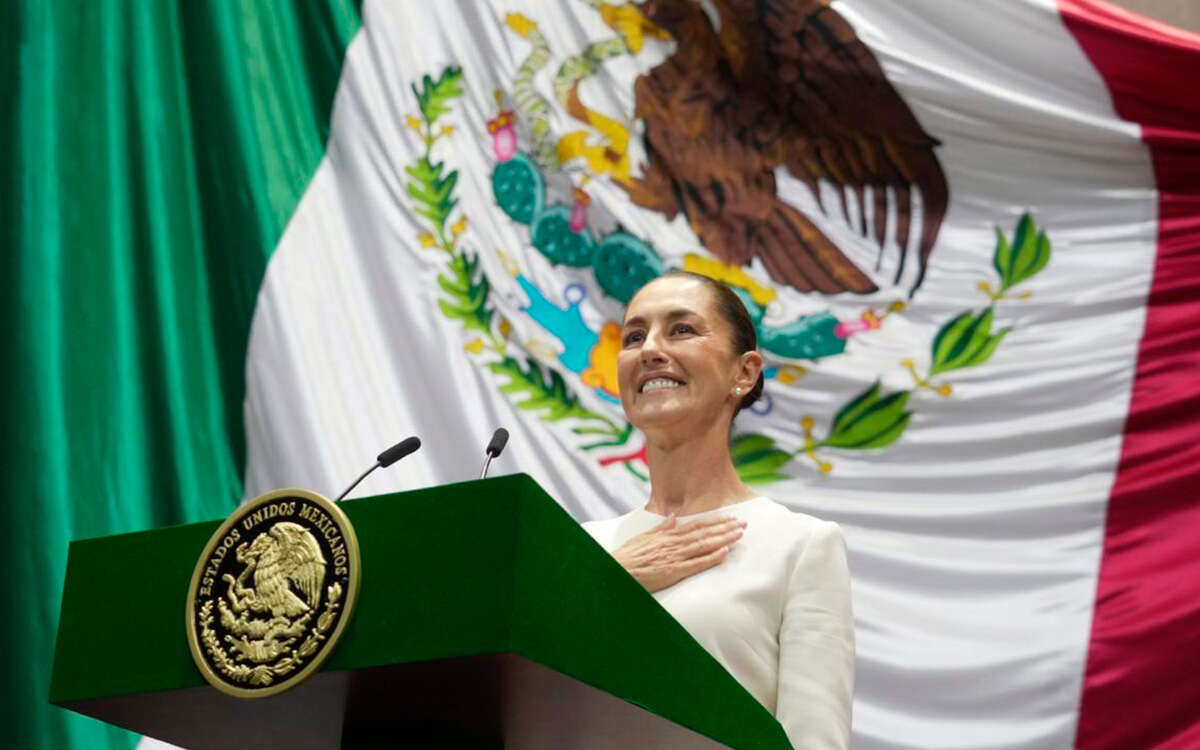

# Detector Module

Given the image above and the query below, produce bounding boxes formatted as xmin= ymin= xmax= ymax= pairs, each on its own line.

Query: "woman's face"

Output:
xmin=618 ymin=276 xmax=752 ymax=435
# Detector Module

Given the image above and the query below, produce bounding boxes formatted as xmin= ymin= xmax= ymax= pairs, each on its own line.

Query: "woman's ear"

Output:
xmin=735 ymin=350 xmax=764 ymax=391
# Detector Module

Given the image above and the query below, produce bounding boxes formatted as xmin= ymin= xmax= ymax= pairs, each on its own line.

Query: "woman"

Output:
xmin=582 ymin=271 xmax=855 ymax=750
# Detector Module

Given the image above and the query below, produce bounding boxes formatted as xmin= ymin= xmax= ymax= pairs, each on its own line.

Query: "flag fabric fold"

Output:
xmin=2 ymin=2 xmax=361 ymax=747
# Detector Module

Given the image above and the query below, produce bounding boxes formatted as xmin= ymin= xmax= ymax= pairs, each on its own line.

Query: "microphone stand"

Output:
xmin=337 ymin=463 xmax=379 ymax=502
xmin=479 ymin=453 xmax=496 ymax=480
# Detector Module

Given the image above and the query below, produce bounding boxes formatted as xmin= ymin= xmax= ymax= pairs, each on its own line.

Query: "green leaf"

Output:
xmin=407 ymin=177 xmax=451 ymax=206
xmin=543 ymin=370 xmax=577 ymax=419
xmin=996 ymin=213 xmax=1052 ymax=291
xmin=436 ymin=273 xmax=465 ymax=297
xmin=405 ymin=157 xmax=442 ymax=183
xmin=936 ymin=308 xmax=994 ymax=374
xmin=741 ymin=471 xmax=791 ymax=485
xmin=992 ymin=226 xmax=1012 ymax=284
xmin=729 ymin=434 xmax=775 ymax=459
xmin=406 ymin=181 xmax=439 ymax=206
xmin=486 ymin=357 xmax=601 ymax=424
xmin=575 ymin=420 xmax=633 ymax=449
xmin=829 ymin=382 xmax=882 ymax=436
xmin=1008 ymin=213 xmax=1036 ymax=288
xmin=821 ymin=390 xmax=911 ymax=449
xmin=407 ymin=157 xmax=459 ymax=231
xmin=413 ymin=67 xmax=464 ymax=125
xmin=733 ymin=448 xmax=790 ymax=469
xmin=573 ymin=426 xmax=617 ymax=436
xmin=437 ymin=170 xmax=459 ymax=200
xmin=410 ymin=170 xmax=457 ymax=207
xmin=415 ymin=203 xmax=450 ymax=225
xmin=436 ymin=250 xmax=493 ymax=334
xmin=931 ymin=312 xmax=974 ymax=375
xmin=960 ymin=327 xmax=1010 ymax=369
xmin=438 ymin=299 xmax=491 ymax=334
xmin=729 ymin=433 xmax=793 ymax=483
xmin=1011 ymin=229 xmax=1051 ymax=288
xmin=846 ymin=412 xmax=911 ymax=450
xmin=932 ymin=309 xmax=1011 ymax=375
xmin=735 ymin=456 xmax=793 ymax=482
xmin=1008 ymin=213 xmax=1034 ymax=279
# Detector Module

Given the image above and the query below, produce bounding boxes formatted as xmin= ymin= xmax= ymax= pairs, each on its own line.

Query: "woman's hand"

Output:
xmin=612 ymin=515 xmax=747 ymax=593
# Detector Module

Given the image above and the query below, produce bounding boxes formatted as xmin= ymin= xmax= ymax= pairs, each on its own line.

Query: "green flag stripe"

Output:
xmin=0 ymin=1 xmax=361 ymax=747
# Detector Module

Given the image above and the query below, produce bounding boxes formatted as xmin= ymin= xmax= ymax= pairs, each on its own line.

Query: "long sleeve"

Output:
xmin=775 ymin=521 xmax=856 ymax=749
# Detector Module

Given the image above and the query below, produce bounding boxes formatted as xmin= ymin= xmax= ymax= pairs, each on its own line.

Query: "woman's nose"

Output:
xmin=640 ymin=328 xmax=669 ymax=364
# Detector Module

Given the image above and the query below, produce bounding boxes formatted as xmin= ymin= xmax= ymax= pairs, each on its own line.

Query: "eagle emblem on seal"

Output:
xmin=218 ymin=522 xmax=327 ymax=663
xmin=186 ymin=489 xmax=360 ymax=698
xmin=225 ymin=522 xmax=324 ymax=619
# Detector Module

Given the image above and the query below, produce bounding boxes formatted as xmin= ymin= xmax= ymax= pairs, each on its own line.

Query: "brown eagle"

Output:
xmin=620 ymin=0 xmax=949 ymax=295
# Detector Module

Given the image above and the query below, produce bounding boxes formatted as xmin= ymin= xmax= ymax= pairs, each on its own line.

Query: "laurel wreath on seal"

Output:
xmin=198 ymin=582 xmax=344 ymax=687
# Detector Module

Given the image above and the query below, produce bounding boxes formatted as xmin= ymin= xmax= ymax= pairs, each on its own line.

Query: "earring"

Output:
xmin=734 ymin=387 xmax=743 ymax=395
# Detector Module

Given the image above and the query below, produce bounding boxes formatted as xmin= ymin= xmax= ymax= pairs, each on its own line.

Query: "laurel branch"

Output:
xmin=198 ymin=582 xmax=344 ymax=688
xmin=405 ymin=66 xmax=633 ymax=453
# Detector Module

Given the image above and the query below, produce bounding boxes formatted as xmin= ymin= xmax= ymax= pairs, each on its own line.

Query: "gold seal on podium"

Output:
xmin=185 ymin=488 xmax=361 ymax=698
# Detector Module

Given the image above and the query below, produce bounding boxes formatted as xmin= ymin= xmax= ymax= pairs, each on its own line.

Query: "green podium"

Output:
xmin=50 ymin=474 xmax=792 ymax=749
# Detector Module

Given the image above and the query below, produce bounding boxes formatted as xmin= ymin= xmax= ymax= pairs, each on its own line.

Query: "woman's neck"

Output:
xmin=642 ymin=422 xmax=756 ymax=517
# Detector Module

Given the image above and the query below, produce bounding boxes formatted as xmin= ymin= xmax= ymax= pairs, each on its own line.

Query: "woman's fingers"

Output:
xmin=682 ymin=524 xmax=744 ymax=558
xmin=679 ymin=542 xmax=733 ymax=579
xmin=674 ymin=515 xmax=738 ymax=533
xmin=677 ymin=517 xmax=745 ymax=546
xmin=643 ymin=515 xmax=735 ymax=545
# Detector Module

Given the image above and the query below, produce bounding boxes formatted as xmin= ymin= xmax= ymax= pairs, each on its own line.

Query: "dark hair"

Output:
xmin=651 ymin=270 xmax=764 ymax=419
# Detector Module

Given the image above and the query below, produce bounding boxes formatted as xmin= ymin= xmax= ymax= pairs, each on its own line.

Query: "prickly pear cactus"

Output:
xmin=492 ymin=152 xmax=544 ymax=225
xmin=592 ymin=232 xmax=664 ymax=304
xmin=760 ymin=313 xmax=845 ymax=360
xmin=491 ymin=151 xmax=663 ymax=301
xmin=531 ymin=205 xmax=597 ymax=267
xmin=730 ymin=287 xmax=846 ymax=360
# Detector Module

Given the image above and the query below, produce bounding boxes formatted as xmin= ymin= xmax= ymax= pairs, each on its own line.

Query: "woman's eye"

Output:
xmin=672 ymin=323 xmax=694 ymax=335
xmin=622 ymin=330 xmax=644 ymax=346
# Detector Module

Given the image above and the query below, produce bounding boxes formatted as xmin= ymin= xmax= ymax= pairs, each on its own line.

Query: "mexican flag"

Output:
xmin=7 ymin=1 xmax=1200 ymax=748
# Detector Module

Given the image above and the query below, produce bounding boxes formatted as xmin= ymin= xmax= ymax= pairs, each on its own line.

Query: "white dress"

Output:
xmin=582 ymin=496 xmax=855 ymax=750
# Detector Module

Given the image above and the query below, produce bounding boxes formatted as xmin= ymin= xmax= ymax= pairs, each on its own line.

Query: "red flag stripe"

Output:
xmin=1059 ymin=2 xmax=1200 ymax=748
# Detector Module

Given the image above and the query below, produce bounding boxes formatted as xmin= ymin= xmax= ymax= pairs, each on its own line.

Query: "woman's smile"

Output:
xmin=640 ymin=378 xmax=684 ymax=394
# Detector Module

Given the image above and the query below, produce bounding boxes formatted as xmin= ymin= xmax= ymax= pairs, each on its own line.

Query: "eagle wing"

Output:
xmin=719 ymin=0 xmax=949 ymax=292
xmin=270 ymin=522 xmax=326 ymax=611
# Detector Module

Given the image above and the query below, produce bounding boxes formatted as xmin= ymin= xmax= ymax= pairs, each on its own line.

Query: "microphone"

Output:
xmin=478 ymin=428 xmax=509 ymax=480
xmin=336 ymin=436 xmax=421 ymax=501
xmin=377 ymin=436 xmax=421 ymax=468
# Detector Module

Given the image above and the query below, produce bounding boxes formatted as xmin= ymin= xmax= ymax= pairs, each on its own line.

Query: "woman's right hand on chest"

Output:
xmin=612 ymin=516 xmax=747 ymax=594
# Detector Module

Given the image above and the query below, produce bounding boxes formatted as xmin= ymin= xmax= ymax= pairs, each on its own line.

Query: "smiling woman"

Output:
xmin=582 ymin=272 xmax=857 ymax=750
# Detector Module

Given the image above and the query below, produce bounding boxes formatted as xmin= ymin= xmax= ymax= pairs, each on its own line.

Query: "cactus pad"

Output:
xmin=592 ymin=232 xmax=664 ymax=303
xmin=491 ymin=152 xmax=544 ymax=225
xmin=760 ymin=313 xmax=845 ymax=360
xmin=531 ymin=205 xmax=597 ymax=267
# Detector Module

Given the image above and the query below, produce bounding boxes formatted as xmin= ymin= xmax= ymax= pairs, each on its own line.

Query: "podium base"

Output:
xmin=63 ymin=654 xmax=733 ymax=749
xmin=342 ymin=721 xmax=504 ymax=749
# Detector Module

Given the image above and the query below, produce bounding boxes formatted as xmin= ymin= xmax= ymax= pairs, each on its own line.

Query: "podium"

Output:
xmin=50 ymin=474 xmax=793 ymax=749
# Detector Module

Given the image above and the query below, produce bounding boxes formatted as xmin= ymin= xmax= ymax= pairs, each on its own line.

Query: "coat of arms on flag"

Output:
xmin=399 ymin=1 xmax=1053 ymax=483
